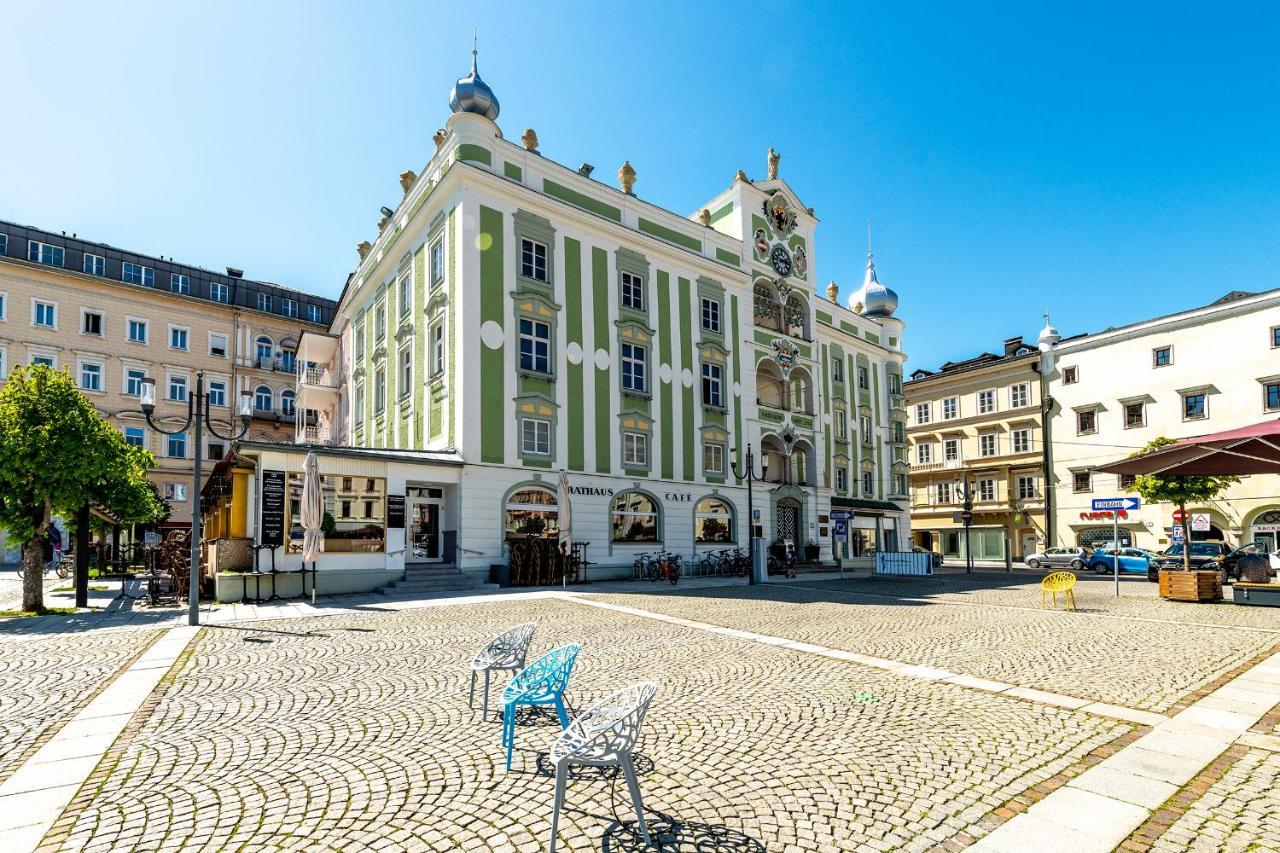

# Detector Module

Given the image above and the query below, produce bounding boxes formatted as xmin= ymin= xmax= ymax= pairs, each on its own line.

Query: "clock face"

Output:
xmin=770 ymin=244 xmax=793 ymax=276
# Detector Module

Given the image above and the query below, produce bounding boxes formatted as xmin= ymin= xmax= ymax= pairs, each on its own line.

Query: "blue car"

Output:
xmin=1088 ymin=547 xmax=1153 ymax=575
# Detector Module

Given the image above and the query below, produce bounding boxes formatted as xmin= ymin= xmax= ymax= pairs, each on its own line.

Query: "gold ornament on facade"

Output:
xmin=356 ymin=241 xmax=372 ymax=260
xmin=734 ymin=169 xmax=748 ymax=183
xmin=399 ymin=170 xmax=417 ymax=194
xmin=767 ymin=147 xmax=780 ymax=180
xmin=521 ymin=128 xmax=539 ymax=151
xmin=432 ymin=129 xmax=448 ymax=149
xmin=617 ymin=160 xmax=636 ymax=195
xmin=826 ymin=281 xmax=839 ymax=303
xmin=698 ymin=208 xmax=711 ymax=227
xmin=377 ymin=215 xmax=390 ymax=231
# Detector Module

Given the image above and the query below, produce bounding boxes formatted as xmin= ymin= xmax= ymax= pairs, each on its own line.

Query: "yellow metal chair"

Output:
xmin=1041 ymin=571 xmax=1077 ymax=610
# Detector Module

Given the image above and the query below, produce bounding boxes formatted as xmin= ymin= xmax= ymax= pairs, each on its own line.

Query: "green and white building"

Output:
xmin=291 ymin=53 xmax=910 ymax=584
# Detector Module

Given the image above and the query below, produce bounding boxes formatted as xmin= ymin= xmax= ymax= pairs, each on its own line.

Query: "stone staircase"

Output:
xmin=380 ymin=563 xmax=496 ymax=597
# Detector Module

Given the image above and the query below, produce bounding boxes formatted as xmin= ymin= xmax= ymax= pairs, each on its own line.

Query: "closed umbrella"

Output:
xmin=557 ymin=470 xmax=572 ymax=588
xmin=301 ymin=451 xmax=323 ymax=601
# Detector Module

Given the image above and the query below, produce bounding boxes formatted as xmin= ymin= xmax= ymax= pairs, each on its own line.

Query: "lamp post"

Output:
xmin=141 ymin=371 xmax=252 ymax=625
xmin=958 ymin=478 xmax=974 ymax=573
xmin=730 ymin=444 xmax=769 ymax=585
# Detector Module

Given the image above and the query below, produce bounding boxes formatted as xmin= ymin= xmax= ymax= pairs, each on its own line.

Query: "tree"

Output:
xmin=1125 ymin=437 xmax=1239 ymax=571
xmin=0 ymin=365 xmax=162 ymax=611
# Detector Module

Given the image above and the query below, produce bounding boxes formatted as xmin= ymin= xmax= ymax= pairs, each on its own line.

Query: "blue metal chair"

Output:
xmin=501 ymin=643 xmax=581 ymax=770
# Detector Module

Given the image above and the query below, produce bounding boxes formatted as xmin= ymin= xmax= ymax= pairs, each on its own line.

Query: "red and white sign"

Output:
xmin=1079 ymin=510 xmax=1129 ymax=521
xmin=1191 ymin=513 xmax=1211 ymax=532
xmin=1171 ymin=510 xmax=1186 ymax=522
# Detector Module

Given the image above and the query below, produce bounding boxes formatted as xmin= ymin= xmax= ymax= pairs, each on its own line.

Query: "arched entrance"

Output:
xmin=1247 ymin=508 xmax=1280 ymax=551
xmin=775 ymin=497 xmax=801 ymax=546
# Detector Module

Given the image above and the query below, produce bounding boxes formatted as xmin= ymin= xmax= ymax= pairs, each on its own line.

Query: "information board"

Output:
xmin=260 ymin=469 xmax=287 ymax=547
xmin=387 ymin=494 xmax=406 ymax=529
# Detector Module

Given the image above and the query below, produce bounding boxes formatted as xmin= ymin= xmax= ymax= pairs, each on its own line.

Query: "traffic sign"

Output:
xmin=1191 ymin=513 xmax=1211 ymax=533
xmin=834 ymin=519 xmax=847 ymax=536
xmin=1172 ymin=525 xmax=1186 ymax=544
xmin=1091 ymin=497 xmax=1141 ymax=512
xmin=1172 ymin=509 xmax=1186 ymax=522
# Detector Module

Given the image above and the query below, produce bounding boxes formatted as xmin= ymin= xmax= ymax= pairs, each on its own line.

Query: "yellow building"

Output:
xmin=0 ymin=220 xmax=334 ymax=530
xmin=905 ymin=336 xmax=1048 ymax=561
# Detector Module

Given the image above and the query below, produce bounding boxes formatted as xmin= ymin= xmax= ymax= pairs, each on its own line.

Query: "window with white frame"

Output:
xmin=0 ymin=234 xmax=6 ymax=254
xmin=977 ymin=389 xmax=995 ymax=414
xmin=374 ymin=366 xmax=386 ymax=412
xmin=862 ymin=470 xmax=874 ymax=496
xmin=1072 ymin=470 xmax=1092 ymax=493
xmin=209 ymin=333 xmax=228 ymax=358
xmin=127 ymin=318 xmax=147 ymax=343
xmin=892 ymin=472 xmax=908 ymax=495
xmin=942 ymin=396 xmax=959 ymax=419
xmin=282 ymin=298 xmax=298 ymax=319
xmin=208 ymin=380 xmax=226 ymax=407
xmin=835 ymin=467 xmax=848 ymax=492
xmin=520 ymin=238 xmax=548 ymax=282
xmin=374 ymin=303 xmax=386 ymax=339
xmin=81 ymin=309 xmax=103 ymax=336
xmin=857 ymin=366 xmax=869 ymax=389
xmin=398 ymin=268 xmax=411 ymax=315
xmin=398 ymin=347 xmax=412 ymax=396
xmin=166 ymin=432 xmax=187 ymax=459
xmin=83 ymin=253 xmax=105 ymax=276
xmin=164 ymin=483 xmax=188 ymax=502
xmin=210 ymin=281 xmax=229 ymax=303
xmin=832 ymin=357 xmax=843 ymax=382
xmin=353 ymin=382 xmax=365 ymax=422
xmin=915 ymin=402 xmax=931 ymax=424
xmin=121 ymin=262 xmax=152 ymax=286
xmin=124 ymin=368 xmax=145 ymax=396
xmin=307 ymin=304 xmax=321 ymax=322
xmin=936 ymin=481 xmax=952 ymax=503
xmin=28 ymin=240 xmax=64 ymax=266
xmin=860 ymin=414 xmax=872 ymax=443
xmin=703 ymin=443 xmax=724 ymax=475
xmin=79 ymin=362 xmax=102 ymax=392
xmin=169 ymin=326 xmax=189 ymax=350
xmin=1077 ymin=408 xmax=1097 ymax=434
xmin=620 ymin=342 xmax=647 ymax=393
xmin=519 ymin=318 xmax=551 ymax=374
xmin=257 ymin=292 xmax=271 ymax=312
xmin=979 ymin=433 xmax=998 ymax=456
xmin=943 ymin=438 xmax=959 ymax=462
xmin=834 ymin=408 xmax=847 ymax=439
xmin=431 ymin=323 xmax=445 ymax=376
xmin=168 ymin=375 xmax=188 ymax=401
xmin=1011 ymin=427 xmax=1032 ymax=453
xmin=1016 ymin=474 xmax=1037 ymax=500
xmin=124 ymin=427 xmax=145 ymax=449
xmin=977 ymin=478 xmax=996 ymax=501
xmin=280 ymin=390 xmax=295 ymax=417
xmin=521 ymin=418 xmax=551 ymax=455
xmin=254 ymin=385 xmax=273 ymax=412
xmin=1010 ymin=383 xmax=1029 ymax=408
xmin=702 ymin=362 xmax=723 ymax=408
xmin=170 ymin=273 xmax=190 ymax=294
xmin=889 ymin=373 xmax=902 ymax=395
xmin=620 ymin=271 xmax=645 ymax=312
xmin=354 ymin=323 xmax=365 ymax=357
xmin=700 ymin=296 xmax=720 ymax=333
xmin=33 ymin=300 xmax=56 ymax=328
xmin=430 ymin=239 xmax=445 ymax=286
xmin=623 ymin=432 xmax=648 ymax=467
xmin=0 ymin=346 xmax=6 ymax=377
xmin=916 ymin=443 xmax=933 ymax=464
xmin=0 ymin=292 xmax=6 ymax=320
xmin=30 ymin=352 xmax=55 ymax=368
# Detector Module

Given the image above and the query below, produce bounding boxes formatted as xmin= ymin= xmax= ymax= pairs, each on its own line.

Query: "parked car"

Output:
xmin=1147 ymin=541 xmax=1232 ymax=582
xmin=912 ymin=545 xmax=944 ymax=568
xmin=1025 ymin=547 xmax=1091 ymax=570
xmin=1087 ymin=547 xmax=1153 ymax=575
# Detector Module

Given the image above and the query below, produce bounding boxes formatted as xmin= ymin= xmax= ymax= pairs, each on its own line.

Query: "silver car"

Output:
xmin=1025 ymin=547 xmax=1090 ymax=570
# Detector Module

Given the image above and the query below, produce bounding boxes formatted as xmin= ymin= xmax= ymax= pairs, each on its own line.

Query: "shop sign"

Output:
xmin=260 ymin=470 xmax=287 ymax=547
xmin=568 ymin=486 xmax=614 ymax=497
xmin=1079 ymin=510 xmax=1129 ymax=521
xmin=386 ymin=495 xmax=406 ymax=529
xmin=664 ymin=492 xmax=693 ymax=503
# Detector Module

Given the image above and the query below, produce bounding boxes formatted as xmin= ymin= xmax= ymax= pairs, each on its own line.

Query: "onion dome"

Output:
xmin=849 ymin=250 xmax=898 ymax=317
xmin=1037 ymin=312 xmax=1061 ymax=349
xmin=449 ymin=43 xmax=499 ymax=121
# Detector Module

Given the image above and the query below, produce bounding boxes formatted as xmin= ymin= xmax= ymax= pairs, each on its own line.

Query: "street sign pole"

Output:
xmin=1090 ymin=497 xmax=1140 ymax=598
xmin=1113 ymin=511 xmax=1120 ymax=597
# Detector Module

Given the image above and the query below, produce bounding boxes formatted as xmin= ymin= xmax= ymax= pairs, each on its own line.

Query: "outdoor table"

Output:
xmin=252 ymin=544 xmax=280 ymax=600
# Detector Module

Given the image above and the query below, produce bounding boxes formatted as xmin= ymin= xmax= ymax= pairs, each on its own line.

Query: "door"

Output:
xmin=1020 ymin=532 xmax=1038 ymax=560
xmin=410 ymin=498 xmax=441 ymax=562
xmin=775 ymin=500 xmax=800 ymax=549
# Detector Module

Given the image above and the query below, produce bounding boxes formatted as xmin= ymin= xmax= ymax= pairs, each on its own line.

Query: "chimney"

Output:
xmin=1002 ymin=336 xmax=1024 ymax=356
xmin=226 ymin=267 xmax=244 ymax=279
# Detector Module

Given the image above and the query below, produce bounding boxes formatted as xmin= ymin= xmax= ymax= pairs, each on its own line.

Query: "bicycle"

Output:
xmin=16 ymin=551 xmax=72 ymax=581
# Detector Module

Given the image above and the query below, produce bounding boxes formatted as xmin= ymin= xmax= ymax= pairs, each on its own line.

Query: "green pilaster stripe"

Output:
xmin=592 ymin=247 xmax=611 ymax=473
xmin=479 ymin=205 xmax=505 ymax=463
xmin=447 ymin=207 xmax=457 ymax=446
xmin=678 ymin=276 xmax=694 ymax=481
xmin=822 ymin=343 xmax=832 ymax=483
xmin=657 ymin=270 xmax=674 ymax=480
xmin=708 ymin=201 xmax=734 ymax=224
xmin=413 ymin=247 xmax=426 ymax=446
xmin=564 ymin=237 xmax=585 ymax=472
xmin=731 ymin=294 xmax=742 ymax=480
xmin=543 ymin=180 xmax=623 ymax=222
xmin=639 ymin=218 xmax=702 ymax=252
xmin=457 ymin=143 xmax=491 ymax=166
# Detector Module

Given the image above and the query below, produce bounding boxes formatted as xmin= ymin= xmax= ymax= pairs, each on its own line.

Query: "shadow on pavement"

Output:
xmin=602 ymin=811 xmax=766 ymax=852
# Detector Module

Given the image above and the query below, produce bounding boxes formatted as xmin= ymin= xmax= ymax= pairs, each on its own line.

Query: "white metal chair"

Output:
xmin=469 ymin=621 xmax=537 ymax=718
xmin=548 ymin=681 xmax=658 ymax=853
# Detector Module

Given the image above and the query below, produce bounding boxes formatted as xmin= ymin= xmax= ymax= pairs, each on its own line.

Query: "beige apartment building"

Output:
xmin=0 ymin=220 xmax=334 ymax=533
xmin=905 ymin=336 xmax=1049 ymax=561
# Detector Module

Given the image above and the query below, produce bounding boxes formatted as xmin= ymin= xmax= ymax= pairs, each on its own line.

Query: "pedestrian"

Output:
xmin=1236 ymin=544 xmax=1271 ymax=585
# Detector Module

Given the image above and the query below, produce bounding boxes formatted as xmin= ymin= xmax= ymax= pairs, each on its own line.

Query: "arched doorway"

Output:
xmin=1248 ymin=508 xmax=1280 ymax=551
xmin=775 ymin=497 xmax=801 ymax=546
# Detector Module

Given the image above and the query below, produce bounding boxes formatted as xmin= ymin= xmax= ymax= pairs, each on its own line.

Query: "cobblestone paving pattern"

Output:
xmin=597 ymin=583 xmax=1278 ymax=712
xmin=50 ymin=598 xmax=1127 ymax=852
xmin=1149 ymin=748 xmax=1280 ymax=852
xmin=0 ymin=628 xmax=159 ymax=781
xmin=815 ymin=572 xmax=1280 ymax=631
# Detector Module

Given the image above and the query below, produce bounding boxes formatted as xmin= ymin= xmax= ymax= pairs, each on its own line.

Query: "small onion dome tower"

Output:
xmin=449 ymin=37 xmax=500 ymax=121
xmin=1037 ymin=312 xmax=1061 ymax=375
xmin=849 ymin=249 xmax=898 ymax=318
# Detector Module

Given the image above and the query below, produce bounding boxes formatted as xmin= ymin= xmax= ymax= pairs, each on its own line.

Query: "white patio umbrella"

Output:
xmin=301 ymin=451 xmax=323 ymax=602
xmin=557 ymin=469 xmax=572 ymax=588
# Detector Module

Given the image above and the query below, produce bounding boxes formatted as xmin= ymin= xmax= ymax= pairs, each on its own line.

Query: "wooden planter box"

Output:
xmin=1158 ymin=570 xmax=1222 ymax=602
xmin=1232 ymin=583 xmax=1280 ymax=607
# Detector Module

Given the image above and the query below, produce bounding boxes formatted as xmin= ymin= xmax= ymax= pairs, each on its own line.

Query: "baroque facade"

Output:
xmin=294 ymin=54 xmax=910 ymax=580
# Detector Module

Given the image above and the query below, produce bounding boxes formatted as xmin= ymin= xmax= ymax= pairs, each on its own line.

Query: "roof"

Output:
xmin=235 ymin=440 xmax=465 ymax=466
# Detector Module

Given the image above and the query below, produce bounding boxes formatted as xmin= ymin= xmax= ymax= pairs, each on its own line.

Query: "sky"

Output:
xmin=3 ymin=1 xmax=1278 ymax=371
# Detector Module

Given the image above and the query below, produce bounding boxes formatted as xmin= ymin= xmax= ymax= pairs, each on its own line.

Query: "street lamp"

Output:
xmin=141 ymin=372 xmax=252 ymax=625
xmin=730 ymin=444 xmax=769 ymax=585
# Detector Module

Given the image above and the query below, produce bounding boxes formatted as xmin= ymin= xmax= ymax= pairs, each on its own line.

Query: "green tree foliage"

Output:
xmin=0 ymin=365 xmax=164 ymax=610
xmin=1125 ymin=436 xmax=1239 ymax=570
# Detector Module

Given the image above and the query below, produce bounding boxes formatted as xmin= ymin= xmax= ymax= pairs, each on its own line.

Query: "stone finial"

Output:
xmin=521 ymin=128 xmax=539 ymax=151
xmin=399 ymin=170 xmax=417 ymax=194
xmin=617 ymin=160 xmax=636 ymax=195
xmin=432 ymin=129 xmax=448 ymax=150
xmin=734 ymin=169 xmax=748 ymax=183
xmin=826 ymin=281 xmax=839 ymax=303
xmin=698 ymin=208 xmax=711 ymax=227
xmin=807 ymin=207 xmax=815 ymax=216
xmin=357 ymin=241 xmax=372 ymax=260
xmin=377 ymin=215 xmax=390 ymax=231
xmin=767 ymin=147 xmax=780 ymax=180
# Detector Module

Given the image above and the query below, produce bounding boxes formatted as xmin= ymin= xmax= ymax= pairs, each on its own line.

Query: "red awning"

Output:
xmin=1098 ymin=418 xmax=1280 ymax=476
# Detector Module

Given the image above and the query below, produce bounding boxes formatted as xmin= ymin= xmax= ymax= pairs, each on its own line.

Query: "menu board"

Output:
xmin=386 ymin=494 xmax=406 ymax=529
xmin=260 ymin=469 xmax=287 ymax=547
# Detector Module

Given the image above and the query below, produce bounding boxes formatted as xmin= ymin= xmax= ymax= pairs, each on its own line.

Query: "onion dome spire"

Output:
xmin=849 ymin=220 xmax=899 ymax=317
xmin=449 ymin=31 xmax=500 ymax=121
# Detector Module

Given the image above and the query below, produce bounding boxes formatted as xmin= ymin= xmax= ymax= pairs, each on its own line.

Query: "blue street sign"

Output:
xmin=834 ymin=520 xmax=847 ymax=536
xmin=1091 ymin=497 xmax=1141 ymax=512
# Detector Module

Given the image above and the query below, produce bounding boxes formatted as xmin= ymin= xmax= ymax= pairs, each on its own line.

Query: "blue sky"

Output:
xmin=4 ymin=1 xmax=1278 ymax=371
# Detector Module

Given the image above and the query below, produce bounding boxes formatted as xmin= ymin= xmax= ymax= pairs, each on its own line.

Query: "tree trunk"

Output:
xmin=1180 ymin=498 xmax=1190 ymax=572
xmin=21 ymin=538 xmax=43 ymax=612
